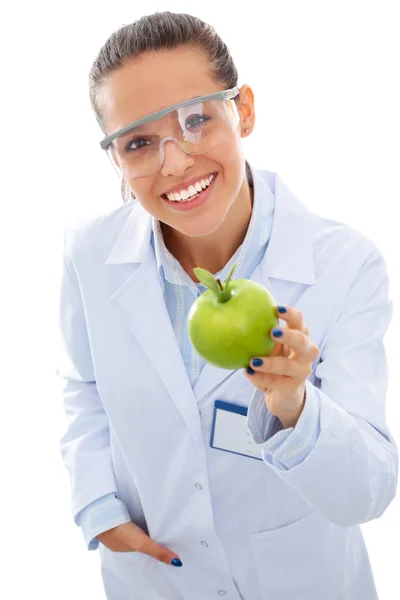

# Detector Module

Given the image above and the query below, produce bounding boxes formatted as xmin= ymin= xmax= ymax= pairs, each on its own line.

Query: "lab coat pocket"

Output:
xmin=101 ymin=547 xmax=182 ymax=600
xmin=250 ymin=510 xmax=360 ymax=600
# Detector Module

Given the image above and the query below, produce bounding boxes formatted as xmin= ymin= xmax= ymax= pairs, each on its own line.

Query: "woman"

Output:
xmin=57 ymin=11 xmax=398 ymax=600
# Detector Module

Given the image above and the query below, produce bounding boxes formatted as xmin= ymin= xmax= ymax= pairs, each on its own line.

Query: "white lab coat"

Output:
xmin=58 ymin=170 xmax=398 ymax=600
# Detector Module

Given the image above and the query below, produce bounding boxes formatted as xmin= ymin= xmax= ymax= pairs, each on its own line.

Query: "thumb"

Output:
xmin=121 ymin=523 xmax=183 ymax=567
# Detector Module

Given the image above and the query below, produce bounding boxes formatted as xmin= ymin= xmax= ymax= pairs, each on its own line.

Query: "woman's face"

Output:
xmin=98 ymin=47 xmax=255 ymax=238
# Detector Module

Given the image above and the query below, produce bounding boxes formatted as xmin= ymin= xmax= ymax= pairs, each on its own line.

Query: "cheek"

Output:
xmin=208 ymin=141 xmax=245 ymax=201
xmin=127 ymin=179 xmax=160 ymax=211
xmin=210 ymin=131 xmax=243 ymax=168
xmin=213 ymin=136 xmax=246 ymax=193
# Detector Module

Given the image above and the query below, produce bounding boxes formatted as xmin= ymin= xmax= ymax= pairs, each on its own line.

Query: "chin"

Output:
xmin=176 ymin=217 xmax=224 ymax=238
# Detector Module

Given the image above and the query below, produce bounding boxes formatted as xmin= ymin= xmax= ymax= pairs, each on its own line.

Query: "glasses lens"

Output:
xmin=107 ymin=129 xmax=162 ymax=180
xmin=107 ymin=97 xmax=239 ymax=179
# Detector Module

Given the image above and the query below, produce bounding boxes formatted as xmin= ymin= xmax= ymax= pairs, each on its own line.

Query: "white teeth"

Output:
xmin=165 ymin=174 xmax=215 ymax=202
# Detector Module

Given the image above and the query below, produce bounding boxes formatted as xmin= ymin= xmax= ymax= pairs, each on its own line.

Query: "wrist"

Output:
xmin=275 ymin=387 xmax=306 ymax=429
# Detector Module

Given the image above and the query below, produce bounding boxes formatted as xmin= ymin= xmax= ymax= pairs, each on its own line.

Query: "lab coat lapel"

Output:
xmin=105 ymin=202 xmax=205 ymax=459
xmin=193 ymin=172 xmax=318 ymax=403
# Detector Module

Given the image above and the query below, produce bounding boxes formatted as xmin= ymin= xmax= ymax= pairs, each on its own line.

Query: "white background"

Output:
xmin=1 ymin=1 xmax=399 ymax=598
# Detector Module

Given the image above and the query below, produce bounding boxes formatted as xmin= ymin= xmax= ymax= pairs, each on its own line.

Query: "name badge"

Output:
xmin=210 ymin=400 xmax=263 ymax=461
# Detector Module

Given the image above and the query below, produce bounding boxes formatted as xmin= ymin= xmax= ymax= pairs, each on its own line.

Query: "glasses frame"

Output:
xmin=99 ymin=86 xmax=241 ymax=151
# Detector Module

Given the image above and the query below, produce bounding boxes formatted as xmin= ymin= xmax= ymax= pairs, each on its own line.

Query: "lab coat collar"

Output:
xmin=105 ymin=170 xmax=316 ymax=287
xmin=261 ymin=172 xmax=316 ymax=285
xmin=105 ymin=199 xmax=153 ymax=266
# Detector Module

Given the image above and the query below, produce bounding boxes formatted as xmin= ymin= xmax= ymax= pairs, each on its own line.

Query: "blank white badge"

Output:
xmin=210 ymin=400 xmax=263 ymax=461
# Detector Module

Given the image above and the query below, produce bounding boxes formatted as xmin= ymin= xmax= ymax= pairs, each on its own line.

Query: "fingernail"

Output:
xmin=252 ymin=358 xmax=263 ymax=367
xmin=171 ymin=558 xmax=183 ymax=567
xmin=246 ymin=366 xmax=255 ymax=375
xmin=277 ymin=305 xmax=287 ymax=313
xmin=272 ymin=328 xmax=283 ymax=337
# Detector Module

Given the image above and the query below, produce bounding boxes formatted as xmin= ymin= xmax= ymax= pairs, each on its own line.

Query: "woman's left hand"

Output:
xmin=244 ymin=306 xmax=320 ymax=429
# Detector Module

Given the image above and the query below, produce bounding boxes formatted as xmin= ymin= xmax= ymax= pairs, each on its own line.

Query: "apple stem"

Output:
xmin=221 ymin=263 xmax=237 ymax=300
xmin=193 ymin=262 xmax=238 ymax=303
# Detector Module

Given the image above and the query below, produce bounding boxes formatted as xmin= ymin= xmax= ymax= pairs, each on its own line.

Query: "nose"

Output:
xmin=159 ymin=137 xmax=195 ymax=177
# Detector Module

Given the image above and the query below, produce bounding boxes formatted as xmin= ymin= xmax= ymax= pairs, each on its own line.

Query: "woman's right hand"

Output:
xmin=96 ymin=522 xmax=183 ymax=566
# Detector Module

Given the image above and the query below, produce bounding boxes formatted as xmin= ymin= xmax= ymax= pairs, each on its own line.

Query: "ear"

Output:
xmin=237 ymin=84 xmax=255 ymax=137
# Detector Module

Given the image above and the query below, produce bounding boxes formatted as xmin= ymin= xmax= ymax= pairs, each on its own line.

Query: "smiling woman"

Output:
xmin=90 ymin=19 xmax=255 ymax=263
xmin=57 ymin=10 xmax=397 ymax=600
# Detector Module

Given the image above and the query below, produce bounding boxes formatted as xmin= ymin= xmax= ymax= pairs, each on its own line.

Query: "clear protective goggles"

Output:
xmin=100 ymin=87 xmax=241 ymax=179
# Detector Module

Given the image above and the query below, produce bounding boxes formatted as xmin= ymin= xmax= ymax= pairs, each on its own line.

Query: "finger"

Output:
xmin=271 ymin=327 xmax=310 ymax=354
xmin=276 ymin=306 xmax=304 ymax=331
xmin=135 ymin=536 xmax=183 ymax=567
xmin=249 ymin=357 xmax=311 ymax=378
xmin=115 ymin=523 xmax=183 ymax=567
xmin=270 ymin=328 xmax=319 ymax=363
xmin=244 ymin=368 xmax=300 ymax=393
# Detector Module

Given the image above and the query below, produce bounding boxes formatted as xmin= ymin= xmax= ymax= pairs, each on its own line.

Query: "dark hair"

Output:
xmin=88 ymin=11 xmax=239 ymax=203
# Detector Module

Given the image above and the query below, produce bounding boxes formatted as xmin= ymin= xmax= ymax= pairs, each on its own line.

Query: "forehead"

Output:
xmin=98 ymin=47 xmax=224 ymax=134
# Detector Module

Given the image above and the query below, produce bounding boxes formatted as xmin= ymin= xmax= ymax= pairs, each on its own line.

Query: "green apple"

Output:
xmin=188 ymin=262 xmax=279 ymax=369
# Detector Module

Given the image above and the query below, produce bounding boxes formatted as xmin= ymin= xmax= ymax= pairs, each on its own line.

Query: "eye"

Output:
xmin=185 ymin=114 xmax=211 ymax=130
xmin=125 ymin=137 xmax=151 ymax=152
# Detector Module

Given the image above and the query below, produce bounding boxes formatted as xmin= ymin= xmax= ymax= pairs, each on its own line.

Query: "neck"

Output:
xmin=160 ymin=174 xmax=253 ymax=281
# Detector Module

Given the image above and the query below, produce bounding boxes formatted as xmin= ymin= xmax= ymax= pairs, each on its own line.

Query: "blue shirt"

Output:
xmin=76 ymin=163 xmax=320 ymax=550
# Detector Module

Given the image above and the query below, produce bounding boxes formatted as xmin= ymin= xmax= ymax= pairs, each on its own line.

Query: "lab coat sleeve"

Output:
xmin=77 ymin=493 xmax=131 ymax=551
xmin=247 ymin=244 xmax=398 ymax=526
xmin=56 ymin=229 xmax=130 ymax=534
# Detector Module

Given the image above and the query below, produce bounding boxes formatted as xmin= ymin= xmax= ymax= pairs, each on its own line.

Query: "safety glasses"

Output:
xmin=100 ymin=87 xmax=241 ymax=178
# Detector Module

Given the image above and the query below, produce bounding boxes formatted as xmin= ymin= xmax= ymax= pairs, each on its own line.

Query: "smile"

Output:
xmin=162 ymin=173 xmax=216 ymax=203
xmin=161 ymin=173 xmax=218 ymax=212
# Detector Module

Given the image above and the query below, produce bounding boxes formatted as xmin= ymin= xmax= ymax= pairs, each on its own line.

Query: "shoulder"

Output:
xmin=258 ymin=167 xmax=386 ymax=268
xmin=311 ymin=211 xmax=386 ymax=270
xmin=62 ymin=200 xmax=136 ymax=264
xmin=301 ymin=207 xmax=389 ymax=299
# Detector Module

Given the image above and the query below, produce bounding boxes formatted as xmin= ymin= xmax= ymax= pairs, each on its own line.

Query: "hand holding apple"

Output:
xmin=245 ymin=305 xmax=320 ymax=428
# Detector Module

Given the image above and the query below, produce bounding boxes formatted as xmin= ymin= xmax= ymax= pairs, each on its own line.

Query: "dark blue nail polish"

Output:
xmin=246 ymin=366 xmax=255 ymax=375
xmin=171 ymin=558 xmax=183 ymax=567
xmin=272 ymin=328 xmax=283 ymax=338
xmin=252 ymin=358 xmax=263 ymax=367
xmin=277 ymin=305 xmax=287 ymax=314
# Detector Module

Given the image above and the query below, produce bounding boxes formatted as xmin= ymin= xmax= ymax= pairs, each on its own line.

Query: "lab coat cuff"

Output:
xmin=78 ymin=493 xmax=132 ymax=551
xmin=246 ymin=387 xmax=284 ymax=443
xmin=259 ymin=380 xmax=321 ymax=471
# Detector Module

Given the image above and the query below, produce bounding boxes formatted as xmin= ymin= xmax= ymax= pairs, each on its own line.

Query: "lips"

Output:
xmin=161 ymin=172 xmax=218 ymax=212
